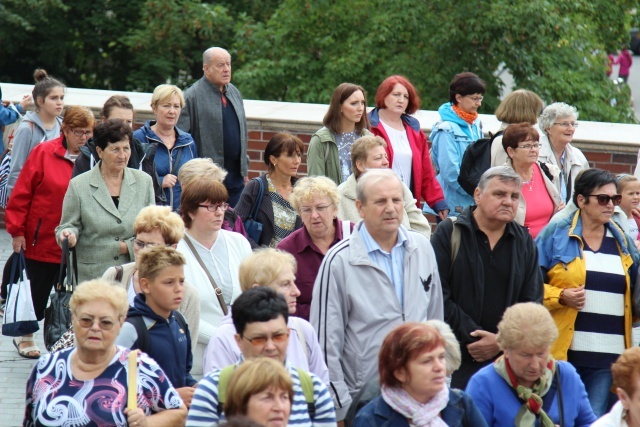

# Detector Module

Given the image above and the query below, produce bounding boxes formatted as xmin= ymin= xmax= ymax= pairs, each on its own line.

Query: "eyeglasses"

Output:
xmin=75 ymin=315 xmax=119 ymax=330
xmin=553 ymin=122 xmax=579 ymax=128
xmin=199 ymin=202 xmax=229 ymax=212
xmin=299 ymin=204 xmax=332 ymax=216
xmin=587 ymin=194 xmax=622 ymax=206
xmin=466 ymin=95 xmax=484 ymax=103
xmin=241 ymin=330 xmax=290 ymax=347
xmin=71 ymin=129 xmax=93 ymax=138
xmin=515 ymin=143 xmax=542 ymax=151
xmin=133 ymin=239 xmax=167 ymax=250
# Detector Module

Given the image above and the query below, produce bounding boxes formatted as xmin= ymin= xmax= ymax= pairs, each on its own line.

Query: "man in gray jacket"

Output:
xmin=178 ymin=47 xmax=248 ymax=206
xmin=310 ymin=168 xmax=444 ymax=423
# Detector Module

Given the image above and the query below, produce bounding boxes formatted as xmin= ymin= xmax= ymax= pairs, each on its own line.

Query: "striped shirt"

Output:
xmin=186 ymin=360 xmax=336 ymax=426
xmin=568 ymin=230 xmax=626 ymax=368
xmin=358 ymin=222 xmax=408 ymax=308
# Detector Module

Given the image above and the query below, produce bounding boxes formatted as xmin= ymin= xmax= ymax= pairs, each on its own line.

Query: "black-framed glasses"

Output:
xmin=71 ymin=129 xmax=93 ymax=138
xmin=199 ymin=202 xmax=229 ymax=212
xmin=241 ymin=330 xmax=290 ymax=347
xmin=587 ymin=194 xmax=622 ymax=206
xmin=75 ymin=315 xmax=119 ymax=330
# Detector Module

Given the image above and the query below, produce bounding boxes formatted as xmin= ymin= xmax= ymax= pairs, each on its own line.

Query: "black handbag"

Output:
xmin=244 ymin=177 xmax=265 ymax=243
xmin=43 ymin=238 xmax=77 ymax=352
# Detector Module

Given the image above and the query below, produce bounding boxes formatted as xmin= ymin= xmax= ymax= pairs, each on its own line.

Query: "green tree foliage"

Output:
xmin=234 ymin=0 xmax=638 ymax=123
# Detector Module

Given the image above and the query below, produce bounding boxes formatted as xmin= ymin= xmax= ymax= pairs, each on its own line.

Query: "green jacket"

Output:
xmin=307 ymin=127 xmax=372 ymax=185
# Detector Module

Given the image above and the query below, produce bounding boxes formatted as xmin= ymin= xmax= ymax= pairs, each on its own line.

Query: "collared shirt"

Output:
xmin=185 ymin=231 xmax=233 ymax=305
xmin=559 ymin=150 xmax=567 ymax=203
xmin=358 ymin=222 xmax=408 ymax=308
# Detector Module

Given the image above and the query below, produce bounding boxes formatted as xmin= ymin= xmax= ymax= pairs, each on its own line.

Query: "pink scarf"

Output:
xmin=381 ymin=385 xmax=449 ymax=427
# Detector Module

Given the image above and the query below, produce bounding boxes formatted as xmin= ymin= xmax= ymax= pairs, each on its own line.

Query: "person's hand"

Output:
xmin=177 ymin=386 xmax=196 ymax=408
xmin=244 ymin=175 xmax=250 ymax=185
xmin=560 ymin=286 xmax=585 ymax=310
xmin=438 ymin=209 xmax=450 ymax=221
xmin=19 ymin=95 xmax=33 ymax=111
xmin=162 ymin=174 xmax=178 ymax=189
xmin=59 ymin=230 xmax=77 ymax=247
xmin=12 ymin=236 xmax=26 ymax=253
xmin=467 ymin=330 xmax=500 ymax=362
xmin=124 ymin=407 xmax=147 ymax=427
xmin=632 ymin=208 xmax=640 ymax=218
xmin=556 ymin=202 xmax=565 ymax=212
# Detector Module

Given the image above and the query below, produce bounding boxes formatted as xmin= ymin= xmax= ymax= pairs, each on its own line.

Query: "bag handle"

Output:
xmin=57 ymin=238 xmax=78 ymax=293
xmin=246 ymin=177 xmax=264 ymax=221
xmin=183 ymin=235 xmax=228 ymax=315
xmin=127 ymin=350 xmax=138 ymax=410
xmin=9 ymin=250 xmax=27 ymax=286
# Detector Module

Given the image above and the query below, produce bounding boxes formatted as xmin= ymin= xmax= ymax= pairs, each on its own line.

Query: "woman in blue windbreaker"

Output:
xmin=133 ymin=84 xmax=198 ymax=211
xmin=429 ymin=72 xmax=485 ymax=216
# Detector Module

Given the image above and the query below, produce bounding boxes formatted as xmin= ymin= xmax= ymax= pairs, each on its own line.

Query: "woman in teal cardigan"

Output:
xmin=56 ymin=119 xmax=155 ymax=282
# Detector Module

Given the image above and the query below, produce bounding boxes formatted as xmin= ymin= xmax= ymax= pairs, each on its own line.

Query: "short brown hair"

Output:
xmin=137 ymin=246 xmax=186 ymax=283
xmin=134 ymin=205 xmax=185 ymax=245
xmin=180 ymin=178 xmax=228 ymax=228
xmin=264 ymin=133 xmax=304 ymax=173
xmin=224 ymin=358 xmax=294 ymax=418
xmin=378 ymin=322 xmax=445 ymax=388
xmin=101 ymin=95 xmax=134 ymax=120
xmin=612 ymin=347 xmax=640 ymax=397
xmin=449 ymin=72 xmax=485 ymax=104
xmin=350 ymin=135 xmax=387 ymax=178
xmin=323 ymin=83 xmax=370 ymax=134
xmin=502 ymin=122 xmax=540 ymax=156
xmin=62 ymin=106 xmax=96 ymax=132
xmin=495 ymin=89 xmax=543 ymax=124
xmin=375 ymin=75 xmax=421 ymax=115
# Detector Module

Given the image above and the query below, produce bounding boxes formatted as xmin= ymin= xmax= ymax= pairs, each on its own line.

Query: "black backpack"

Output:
xmin=457 ymin=130 xmax=503 ymax=196
xmin=126 ymin=312 xmax=188 ymax=355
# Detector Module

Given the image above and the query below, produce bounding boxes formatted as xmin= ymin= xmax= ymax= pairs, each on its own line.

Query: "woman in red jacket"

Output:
xmin=368 ymin=75 xmax=448 ymax=219
xmin=5 ymin=105 xmax=95 ymax=359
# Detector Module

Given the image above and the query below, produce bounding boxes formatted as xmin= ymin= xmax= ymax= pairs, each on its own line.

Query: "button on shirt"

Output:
xmin=358 ymin=222 xmax=408 ymax=308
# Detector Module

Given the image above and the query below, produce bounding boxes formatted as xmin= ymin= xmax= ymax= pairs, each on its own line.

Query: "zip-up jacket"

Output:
xmin=133 ymin=121 xmax=198 ymax=211
xmin=310 ymin=223 xmax=444 ymax=420
xmin=5 ymin=135 xmax=72 ymax=263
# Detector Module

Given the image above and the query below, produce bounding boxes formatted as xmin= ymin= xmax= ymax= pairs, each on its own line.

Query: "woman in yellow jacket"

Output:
xmin=536 ymin=168 xmax=640 ymax=417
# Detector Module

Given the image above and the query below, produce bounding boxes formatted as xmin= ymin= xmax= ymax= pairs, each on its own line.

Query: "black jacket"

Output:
xmin=234 ymin=173 xmax=302 ymax=249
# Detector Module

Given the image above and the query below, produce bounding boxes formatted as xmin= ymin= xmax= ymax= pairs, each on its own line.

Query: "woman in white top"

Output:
xmin=176 ymin=177 xmax=251 ymax=374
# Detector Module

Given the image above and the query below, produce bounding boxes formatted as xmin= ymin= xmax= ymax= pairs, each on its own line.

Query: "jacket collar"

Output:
xmin=89 ymin=162 xmax=137 ymax=219
xmin=140 ymin=120 xmax=194 ymax=147
xmin=348 ymin=223 xmax=415 ymax=266
xmin=369 ymin=107 xmax=421 ymax=132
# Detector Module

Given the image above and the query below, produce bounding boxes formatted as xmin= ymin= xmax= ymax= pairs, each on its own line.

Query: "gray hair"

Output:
xmin=355 ymin=169 xmax=403 ymax=204
xmin=477 ymin=166 xmax=522 ymax=192
xmin=538 ymin=102 xmax=579 ymax=134
xmin=203 ymin=47 xmax=229 ymax=65
xmin=424 ymin=319 xmax=461 ymax=375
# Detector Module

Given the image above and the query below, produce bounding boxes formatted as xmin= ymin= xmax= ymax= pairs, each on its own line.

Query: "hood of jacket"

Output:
xmin=22 ymin=111 xmax=51 ymax=134
xmin=437 ymin=102 xmax=472 ymax=128
xmin=369 ymin=107 xmax=422 ymax=133
xmin=129 ymin=293 xmax=169 ymax=323
xmin=136 ymin=120 xmax=195 ymax=148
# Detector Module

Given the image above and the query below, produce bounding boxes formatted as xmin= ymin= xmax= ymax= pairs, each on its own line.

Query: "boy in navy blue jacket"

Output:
xmin=116 ymin=246 xmax=197 ymax=407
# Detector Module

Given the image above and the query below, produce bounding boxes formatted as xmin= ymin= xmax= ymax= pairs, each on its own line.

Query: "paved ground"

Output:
xmin=0 ymin=227 xmax=42 ymax=427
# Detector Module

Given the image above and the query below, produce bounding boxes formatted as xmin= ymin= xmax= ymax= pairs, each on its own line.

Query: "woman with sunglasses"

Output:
xmin=502 ymin=123 xmax=562 ymax=238
xmin=24 ymin=279 xmax=187 ymax=426
xmin=537 ymin=102 xmax=589 ymax=204
xmin=536 ymin=168 xmax=640 ymax=417
xmin=177 ymin=176 xmax=251 ymax=375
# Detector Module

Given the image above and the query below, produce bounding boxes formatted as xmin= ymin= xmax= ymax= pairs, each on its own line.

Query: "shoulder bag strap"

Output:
xmin=67 ymin=246 xmax=78 ymax=293
xmin=341 ymin=220 xmax=351 ymax=239
xmin=247 ymin=177 xmax=264 ymax=221
xmin=555 ymin=366 xmax=564 ymax=427
xmin=183 ymin=234 xmax=228 ymax=315
xmin=127 ymin=350 xmax=138 ymax=410
xmin=114 ymin=265 xmax=124 ymax=282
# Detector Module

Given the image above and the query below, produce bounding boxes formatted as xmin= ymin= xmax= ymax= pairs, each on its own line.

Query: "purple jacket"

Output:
xmin=202 ymin=308 xmax=330 ymax=386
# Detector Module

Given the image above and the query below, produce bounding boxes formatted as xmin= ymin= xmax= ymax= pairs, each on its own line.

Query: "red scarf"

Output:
xmin=452 ymin=104 xmax=478 ymax=125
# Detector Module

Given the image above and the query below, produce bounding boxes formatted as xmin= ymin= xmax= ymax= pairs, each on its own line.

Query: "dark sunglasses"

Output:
xmin=587 ymin=194 xmax=622 ymax=206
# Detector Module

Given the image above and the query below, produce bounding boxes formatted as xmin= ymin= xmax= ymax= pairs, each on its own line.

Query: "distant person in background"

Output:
xmin=307 ymin=83 xmax=372 ymax=185
xmin=615 ymin=47 xmax=633 ymax=83
xmin=178 ymin=47 xmax=249 ymax=207
xmin=616 ymin=174 xmax=640 ymax=248
xmin=430 ymin=72 xmax=485 ymax=216
xmin=490 ymin=89 xmax=545 ymax=167
xmin=8 ymin=69 xmax=65 ymax=196
xmin=368 ymin=75 xmax=448 ymax=219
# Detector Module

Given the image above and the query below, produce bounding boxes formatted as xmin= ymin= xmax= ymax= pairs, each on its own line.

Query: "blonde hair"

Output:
xmin=289 ymin=176 xmax=339 ymax=212
xmin=616 ymin=174 xmax=639 ymax=193
xmin=494 ymin=89 xmax=544 ymax=124
xmin=151 ymin=84 xmax=185 ymax=108
xmin=238 ymin=248 xmax=297 ymax=292
xmin=424 ymin=319 xmax=461 ymax=374
xmin=137 ymin=246 xmax=186 ymax=283
xmin=69 ymin=279 xmax=129 ymax=318
xmin=133 ymin=205 xmax=185 ymax=245
xmin=178 ymin=158 xmax=228 ymax=188
xmin=496 ymin=302 xmax=558 ymax=350
xmin=350 ymin=135 xmax=387 ymax=178
xmin=224 ymin=357 xmax=294 ymax=418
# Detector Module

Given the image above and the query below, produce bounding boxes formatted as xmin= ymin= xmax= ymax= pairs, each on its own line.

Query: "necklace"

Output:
xmin=522 ymin=174 xmax=534 ymax=192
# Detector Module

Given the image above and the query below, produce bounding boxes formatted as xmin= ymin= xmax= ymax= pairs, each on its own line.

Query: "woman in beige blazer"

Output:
xmin=56 ymin=119 xmax=154 ymax=282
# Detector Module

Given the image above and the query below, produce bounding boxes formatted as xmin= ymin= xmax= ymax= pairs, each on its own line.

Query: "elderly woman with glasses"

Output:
xmin=502 ymin=122 xmax=562 ymax=238
xmin=536 ymin=168 xmax=640 ymax=417
xmin=24 ymin=279 xmax=187 ymax=426
xmin=537 ymin=102 xmax=589 ymax=204
xmin=177 ymin=176 xmax=251 ymax=375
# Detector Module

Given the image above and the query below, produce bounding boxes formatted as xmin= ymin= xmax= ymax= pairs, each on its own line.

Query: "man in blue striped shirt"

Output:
xmin=187 ymin=287 xmax=336 ymax=426
xmin=311 ymin=168 xmax=444 ymax=423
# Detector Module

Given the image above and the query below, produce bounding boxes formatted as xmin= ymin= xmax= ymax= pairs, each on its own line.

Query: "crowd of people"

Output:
xmin=2 ymin=44 xmax=640 ymax=427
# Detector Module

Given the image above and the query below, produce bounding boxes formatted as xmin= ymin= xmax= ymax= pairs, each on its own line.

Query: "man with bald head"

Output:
xmin=310 ymin=168 xmax=444 ymax=423
xmin=178 ymin=47 xmax=248 ymax=206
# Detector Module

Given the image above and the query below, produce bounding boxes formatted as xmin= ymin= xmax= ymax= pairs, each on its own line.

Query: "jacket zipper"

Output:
xmin=32 ymin=218 xmax=42 ymax=246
